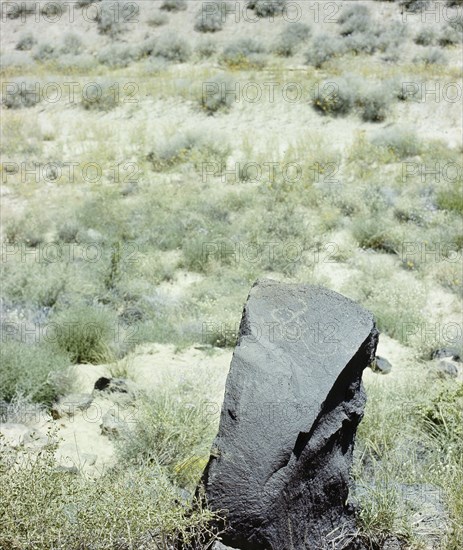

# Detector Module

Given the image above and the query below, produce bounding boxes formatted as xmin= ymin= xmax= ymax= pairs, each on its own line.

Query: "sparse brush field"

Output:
xmin=0 ymin=0 xmax=462 ymax=548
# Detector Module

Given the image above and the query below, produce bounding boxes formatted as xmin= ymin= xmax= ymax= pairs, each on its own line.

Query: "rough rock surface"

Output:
xmin=198 ymin=280 xmax=378 ymax=550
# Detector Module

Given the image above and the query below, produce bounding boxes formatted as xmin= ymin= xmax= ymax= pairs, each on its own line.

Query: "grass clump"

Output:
xmin=273 ymin=22 xmax=311 ymax=57
xmin=4 ymin=0 xmax=36 ymax=18
xmin=1 ymin=260 xmax=67 ymax=309
xmin=351 ymin=217 xmax=398 ymax=255
xmin=180 ymin=235 xmax=218 ymax=274
xmin=247 ymin=0 xmax=287 ymax=17
xmin=304 ymin=33 xmax=347 ymax=68
xmin=61 ymin=32 xmax=82 ymax=55
xmin=50 ymin=305 xmax=117 ymax=364
xmin=355 ymin=83 xmax=393 ymax=123
xmin=221 ymin=38 xmax=267 ymax=69
xmin=438 ymin=26 xmax=461 ymax=47
xmin=449 ymin=13 xmax=463 ymax=33
xmin=2 ymin=78 xmax=41 ymax=109
xmin=147 ymin=130 xmax=230 ymax=172
xmin=342 ymin=254 xmax=427 ymax=344
xmin=200 ymin=321 xmax=239 ymax=348
xmin=419 ymin=384 xmax=463 ymax=445
xmin=56 ymin=220 xmax=81 ymax=243
xmin=97 ymin=43 xmax=140 ymax=67
xmin=432 ymin=260 xmax=463 ymax=298
xmin=0 ymin=445 xmax=220 ymax=549
xmin=147 ymin=11 xmax=168 ymax=26
xmin=151 ymin=32 xmax=191 ymax=62
xmin=400 ymin=0 xmax=431 ymax=11
xmin=0 ymin=341 xmax=70 ymax=404
xmin=80 ymin=79 xmax=120 ymax=111
xmin=414 ymin=27 xmax=437 ymax=46
xmin=417 ymin=381 xmax=463 ymax=547
xmin=32 ymin=42 xmax=58 ymax=62
xmin=370 ymin=127 xmax=422 ymax=159
xmin=200 ymin=74 xmax=236 ymax=114
xmin=436 ymin=182 xmax=463 ymax=214
xmin=160 ymin=0 xmax=187 ymax=11
xmin=337 ymin=5 xmax=406 ymax=57
xmin=194 ymin=0 xmax=226 ymax=33
xmin=196 ymin=37 xmax=218 ymax=58
xmin=338 ymin=4 xmax=371 ymax=36
xmin=413 ymin=47 xmax=447 ymax=65
xmin=117 ymin=389 xmax=217 ymax=489
xmin=96 ymin=0 xmax=126 ymax=37
xmin=312 ymin=78 xmax=354 ymax=117
xmin=355 ymin=482 xmax=411 ymax=549
xmin=15 ymin=32 xmax=36 ymax=51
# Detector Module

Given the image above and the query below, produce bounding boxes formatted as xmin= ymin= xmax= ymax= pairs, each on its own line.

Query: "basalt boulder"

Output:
xmin=198 ymin=279 xmax=378 ymax=550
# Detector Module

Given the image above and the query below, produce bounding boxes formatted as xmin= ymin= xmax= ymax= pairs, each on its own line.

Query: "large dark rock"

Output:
xmin=198 ymin=279 xmax=378 ymax=550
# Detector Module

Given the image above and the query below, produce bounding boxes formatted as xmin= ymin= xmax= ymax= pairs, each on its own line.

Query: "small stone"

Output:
xmin=86 ymin=228 xmax=103 ymax=242
xmin=51 ymin=394 xmax=93 ymax=419
xmin=431 ymin=348 xmax=461 ymax=362
xmin=382 ymin=537 xmax=403 ymax=550
xmin=370 ymin=355 xmax=392 ymax=374
xmin=436 ymin=359 xmax=459 ymax=379
xmin=93 ymin=377 xmax=133 ymax=395
xmin=100 ymin=410 xmax=124 ymax=439
xmin=94 ymin=377 xmax=112 ymax=391
xmin=0 ymin=423 xmax=30 ymax=448
xmin=212 ymin=543 xmax=237 ymax=550
xmin=22 ymin=428 xmax=50 ymax=450
xmin=80 ymin=453 xmax=98 ymax=467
